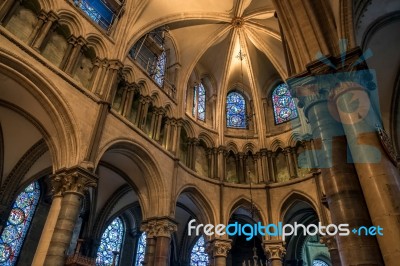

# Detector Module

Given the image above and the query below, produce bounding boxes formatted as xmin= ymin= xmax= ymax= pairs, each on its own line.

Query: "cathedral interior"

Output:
xmin=0 ymin=0 xmax=399 ymax=265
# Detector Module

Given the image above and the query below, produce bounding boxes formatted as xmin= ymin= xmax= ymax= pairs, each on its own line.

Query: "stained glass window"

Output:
xmin=190 ymin=235 xmax=208 ymax=266
xmin=154 ymin=51 xmax=166 ymax=87
xmin=135 ymin=233 xmax=146 ymax=266
xmin=74 ymin=0 xmax=114 ymax=30
xmin=193 ymin=83 xmax=206 ymax=121
xmin=0 ymin=181 xmax=40 ymax=266
xmin=313 ymin=259 xmax=329 ymax=266
xmin=272 ymin=83 xmax=298 ymax=124
xmin=226 ymin=91 xmax=247 ymax=128
xmin=96 ymin=217 xmax=124 ymax=266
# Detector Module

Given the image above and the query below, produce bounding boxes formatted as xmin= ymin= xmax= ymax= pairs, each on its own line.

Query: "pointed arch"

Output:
xmin=174 ymin=185 xmax=216 ymax=226
xmin=279 ymin=191 xmax=319 ymax=222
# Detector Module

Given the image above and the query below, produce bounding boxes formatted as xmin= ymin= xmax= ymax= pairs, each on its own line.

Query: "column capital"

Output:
xmin=107 ymin=59 xmax=124 ymax=71
xmin=140 ymin=219 xmax=158 ymax=238
xmin=154 ymin=217 xmax=178 ymax=238
xmin=206 ymin=238 xmax=232 ymax=258
xmin=263 ymin=240 xmax=286 ymax=260
xmin=46 ymin=10 xmax=59 ymax=22
xmin=51 ymin=166 xmax=98 ymax=197
xmin=320 ymin=235 xmax=338 ymax=250
xmin=140 ymin=217 xmax=177 ymax=238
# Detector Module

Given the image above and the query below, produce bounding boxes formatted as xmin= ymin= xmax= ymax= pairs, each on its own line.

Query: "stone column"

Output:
xmin=263 ymin=240 xmax=286 ymax=266
xmin=162 ymin=118 xmax=172 ymax=150
xmin=32 ymin=179 xmax=63 ymax=266
xmin=217 ymin=146 xmax=226 ymax=181
xmin=288 ymin=75 xmax=383 ymax=265
xmin=44 ymin=167 xmax=97 ymax=266
xmin=32 ymin=11 xmax=58 ymax=51
xmin=140 ymin=220 xmax=157 ymax=266
xmin=64 ymin=37 xmax=87 ymax=74
xmin=139 ymin=97 xmax=151 ymax=130
xmin=333 ymin=81 xmax=400 ymax=265
xmin=101 ymin=60 xmax=124 ymax=102
xmin=172 ymin=120 xmax=183 ymax=156
xmin=190 ymin=138 xmax=199 ymax=170
xmin=260 ymin=149 xmax=269 ymax=183
xmin=153 ymin=218 xmax=177 ymax=266
xmin=212 ymin=148 xmax=218 ymax=179
xmin=207 ymin=148 xmax=213 ymax=178
xmin=153 ymin=109 xmax=165 ymax=141
xmin=121 ymin=86 xmax=135 ymax=117
xmin=0 ymin=0 xmax=20 ymax=23
xmin=320 ymin=235 xmax=341 ymax=266
xmin=267 ymin=151 xmax=275 ymax=183
xmin=27 ymin=11 xmax=47 ymax=45
xmin=238 ymin=153 xmax=245 ymax=183
xmin=92 ymin=59 xmax=108 ymax=95
xmin=271 ymin=152 xmax=278 ymax=183
xmin=283 ymin=147 xmax=297 ymax=179
xmin=206 ymin=239 xmax=232 ymax=266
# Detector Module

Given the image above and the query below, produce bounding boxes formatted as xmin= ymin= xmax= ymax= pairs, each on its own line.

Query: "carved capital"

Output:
xmin=154 ymin=217 xmax=177 ymax=237
xmin=206 ymin=239 xmax=232 ymax=258
xmin=263 ymin=240 xmax=286 ymax=260
xmin=140 ymin=219 xmax=158 ymax=238
xmin=320 ymin=235 xmax=338 ymax=251
xmin=140 ymin=217 xmax=177 ymax=238
xmin=51 ymin=167 xmax=98 ymax=197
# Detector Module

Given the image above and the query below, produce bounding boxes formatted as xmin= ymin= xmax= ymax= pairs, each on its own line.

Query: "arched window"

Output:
xmin=193 ymin=83 xmax=206 ymax=121
xmin=272 ymin=83 xmax=298 ymax=124
xmin=190 ymin=235 xmax=208 ymax=266
xmin=0 ymin=181 xmax=40 ymax=266
xmin=313 ymin=259 xmax=329 ymax=266
xmin=74 ymin=0 xmax=121 ymax=30
xmin=226 ymin=91 xmax=246 ymax=128
xmin=135 ymin=233 xmax=147 ymax=265
xmin=96 ymin=217 xmax=124 ymax=266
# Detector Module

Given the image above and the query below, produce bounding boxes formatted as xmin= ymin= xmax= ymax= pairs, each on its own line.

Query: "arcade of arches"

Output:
xmin=0 ymin=0 xmax=399 ymax=265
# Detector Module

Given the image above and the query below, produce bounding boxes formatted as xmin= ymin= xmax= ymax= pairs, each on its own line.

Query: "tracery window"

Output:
xmin=74 ymin=0 xmax=117 ymax=30
xmin=190 ymin=235 xmax=208 ymax=266
xmin=272 ymin=83 xmax=298 ymax=124
xmin=193 ymin=83 xmax=206 ymax=121
xmin=96 ymin=217 xmax=124 ymax=266
xmin=313 ymin=259 xmax=329 ymax=266
xmin=226 ymin=91 xmax=247 ymax=128
xmin=0 ymin=181 xmax=40 ymax=266
xmin=135 ymin=233 xmax=147 ymax=266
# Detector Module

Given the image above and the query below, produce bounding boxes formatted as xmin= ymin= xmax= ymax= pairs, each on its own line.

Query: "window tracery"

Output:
xmin=190 ymin=235 xmax=208 ymax=266
xmin=193 ymin=83 xmax=206 ymax=121
xmin=226 ymin=91 xmax=247 ymax=128
xmin=272 ymin=83 xmax=298 ymax=124
xmin=96 ymin=217 xmax=124 ymax=266
xmin=135 ymin=233 xmax=146 ymax=266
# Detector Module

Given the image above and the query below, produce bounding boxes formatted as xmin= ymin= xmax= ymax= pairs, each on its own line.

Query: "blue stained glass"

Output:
xmin=74 ymin=0 xmax=114 ymax=30
xmin=226 ymin=91 xmax=246 ymax=128
xmin=135 ymin=233 xmax=146 ymax=266
xmin=313 ymin=259 xmax=329 ymax=266
xmin=190 ymin=236 xmax=208 ymax=266
xmin=0 ymin=181 xmax=40 ymax=266
xmin=154 ymin=51 xmax=166 ymax=87
xmin=192 ymin=86 xmax=197 ymax=117
xmin=272 ymin=83 xmax=298 ymax=124
xmin=96 ymin=217 xmax=124 ymax=266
